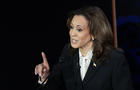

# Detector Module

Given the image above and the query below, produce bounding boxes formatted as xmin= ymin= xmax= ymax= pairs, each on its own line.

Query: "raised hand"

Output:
xmin=35 ymin=52 xmax=50 ymax=81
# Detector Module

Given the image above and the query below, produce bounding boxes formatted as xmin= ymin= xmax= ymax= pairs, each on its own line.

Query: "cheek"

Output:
xmin=69 ymin=30 xmax=71 ymax=36
xmin=79 ymin=33 xmax=91 ymax=43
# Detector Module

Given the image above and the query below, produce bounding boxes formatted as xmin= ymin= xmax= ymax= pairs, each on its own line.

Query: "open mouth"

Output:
xmin=71 ymin=39 xmax=78 ymax=44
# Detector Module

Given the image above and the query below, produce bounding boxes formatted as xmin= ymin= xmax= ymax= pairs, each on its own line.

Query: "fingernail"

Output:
xmin=44 ymin=69 xmax=46 ymax=71
xmin=39 ymin=73 xmax=42 ymax=77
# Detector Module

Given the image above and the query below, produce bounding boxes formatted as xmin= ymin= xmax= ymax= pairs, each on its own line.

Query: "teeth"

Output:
xmin=72 ymin=39 xmax=77 ymax=43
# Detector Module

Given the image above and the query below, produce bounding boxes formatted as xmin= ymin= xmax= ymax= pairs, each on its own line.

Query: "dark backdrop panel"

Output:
xmin=116 ymin=0 xmax=140 ymax=90
xmin=3 ymin=0 xmax=140 ymax=90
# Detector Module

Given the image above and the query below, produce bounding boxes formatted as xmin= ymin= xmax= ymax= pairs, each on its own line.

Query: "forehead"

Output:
xmin=71 ymin=15 xmax=89 ymax=27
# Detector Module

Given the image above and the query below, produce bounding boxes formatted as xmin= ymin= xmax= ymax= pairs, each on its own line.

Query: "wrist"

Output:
xmin=38 ymin=75 xmax=49 ymax=84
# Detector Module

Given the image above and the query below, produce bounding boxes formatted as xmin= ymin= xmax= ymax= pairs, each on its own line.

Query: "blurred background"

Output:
xmin=2 ymin=0 xmax=140 ymax=90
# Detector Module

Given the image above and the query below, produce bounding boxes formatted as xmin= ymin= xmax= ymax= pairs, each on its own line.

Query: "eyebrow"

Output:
xmin=76 ymin=25 xmax=84 ymax=29
xmin=70 ymin=23 xmax=84 ymax=29
xmin=71 ymin=23 xmax=81 ymax=27
xmin=77 ymin=25 xmax=81 ymax=26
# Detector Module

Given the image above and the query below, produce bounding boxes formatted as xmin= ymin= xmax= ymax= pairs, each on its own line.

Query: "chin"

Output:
xmin=71 ymin=43 xmax=79 ymax=49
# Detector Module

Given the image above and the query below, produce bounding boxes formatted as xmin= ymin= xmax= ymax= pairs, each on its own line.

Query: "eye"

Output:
xmin=77 ymin=29 xmax=82 ymax=32
xmin=69 ymin=26 xmax=73 ymax=29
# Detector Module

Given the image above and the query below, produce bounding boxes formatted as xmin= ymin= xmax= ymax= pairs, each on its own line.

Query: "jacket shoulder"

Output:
xmin=109 ymin=48 xmax=127 ymax=64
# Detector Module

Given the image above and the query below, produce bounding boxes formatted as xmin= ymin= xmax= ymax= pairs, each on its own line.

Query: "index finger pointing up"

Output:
xmin=41 ymin=52 xmax=50 ymax=69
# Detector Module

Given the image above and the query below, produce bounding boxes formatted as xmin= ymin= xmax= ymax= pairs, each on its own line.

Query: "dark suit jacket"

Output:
xmin=37 ymin=44 xmax=134 ymax=90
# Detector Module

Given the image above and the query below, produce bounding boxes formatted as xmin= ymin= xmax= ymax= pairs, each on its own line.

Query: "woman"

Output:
xmin=35 ymin=6 xmax=134 ymax=90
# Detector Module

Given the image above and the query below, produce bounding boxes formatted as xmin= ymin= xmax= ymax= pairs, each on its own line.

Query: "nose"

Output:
xmin=70 ymin=29 xmax=76 ymax=37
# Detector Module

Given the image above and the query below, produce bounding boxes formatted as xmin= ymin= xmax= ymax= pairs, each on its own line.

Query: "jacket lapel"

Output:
xmin=72 ymin=50 xmax=101 ymax=85
xmin=72 ymin=50 xmax=83 ymax=86
xmin=83 ymin=60 xmax=101 ymax=85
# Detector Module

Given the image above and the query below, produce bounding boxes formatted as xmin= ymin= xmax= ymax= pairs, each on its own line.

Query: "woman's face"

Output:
xmin=69 ymin=15 xmax=93 ymax=49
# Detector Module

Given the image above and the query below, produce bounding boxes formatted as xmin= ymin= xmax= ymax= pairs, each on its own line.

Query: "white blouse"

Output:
xmin=79 ymin=49 xmax=93 ymax=80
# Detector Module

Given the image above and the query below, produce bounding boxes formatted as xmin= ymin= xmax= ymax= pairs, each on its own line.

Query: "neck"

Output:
xmin=79 ymin=41 xmax=93 ymax=56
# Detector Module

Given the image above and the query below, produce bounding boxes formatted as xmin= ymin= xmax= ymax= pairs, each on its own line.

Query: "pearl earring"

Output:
xmin=92 ymin=37 xmax=94 ymax=40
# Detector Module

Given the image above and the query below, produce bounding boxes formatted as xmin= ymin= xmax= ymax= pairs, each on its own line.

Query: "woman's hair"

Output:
xmin=67 ymin=6 xmax=114 ymax=65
